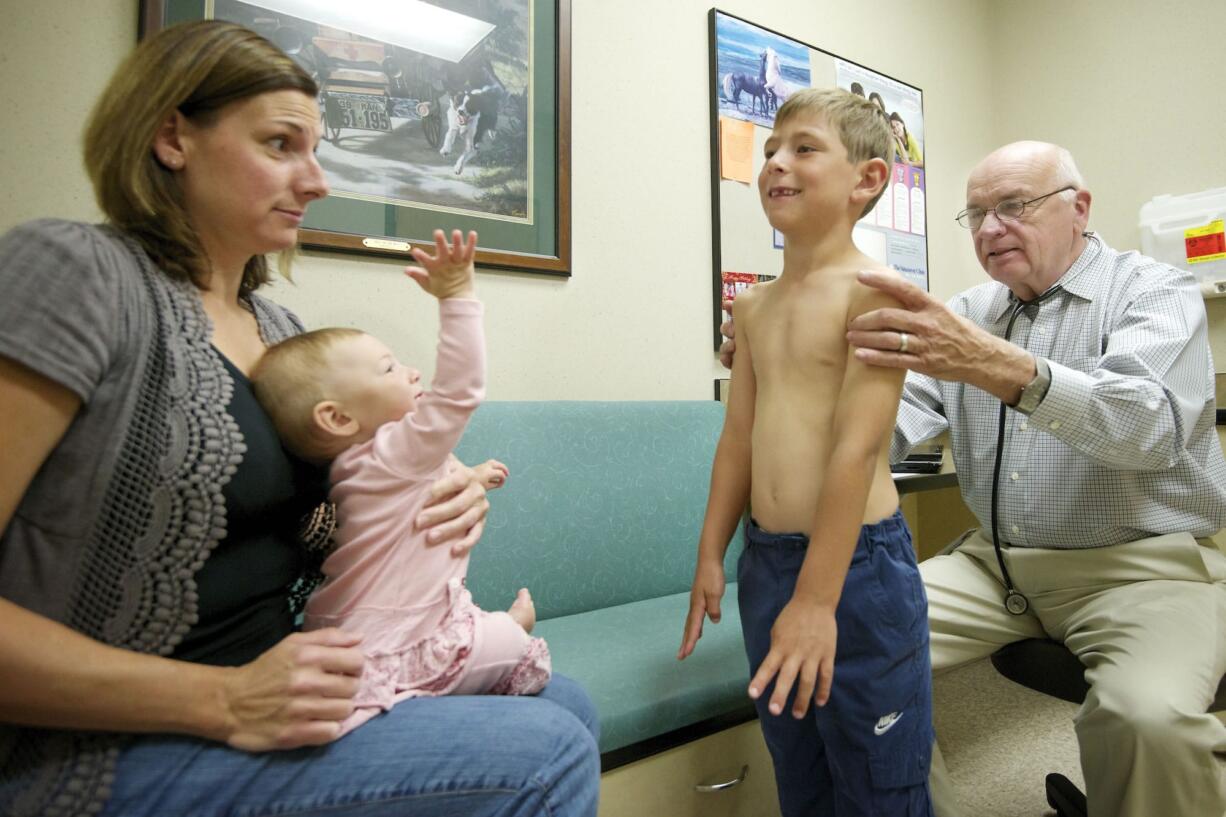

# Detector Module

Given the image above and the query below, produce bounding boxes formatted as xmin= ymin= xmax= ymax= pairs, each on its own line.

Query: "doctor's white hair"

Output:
xmin=1053 ymin=146 xmax=1085 ymax=191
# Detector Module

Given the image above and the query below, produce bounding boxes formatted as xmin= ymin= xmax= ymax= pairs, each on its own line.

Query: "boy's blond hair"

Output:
xmin=774 ymin=87 xmax=894 ymax=216
xmin=251 ymin=328 xmax=365 ymax=463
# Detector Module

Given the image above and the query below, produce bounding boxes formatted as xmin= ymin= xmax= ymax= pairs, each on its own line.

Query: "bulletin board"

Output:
xmin=708 ymin=9 xmax=929 ymax=348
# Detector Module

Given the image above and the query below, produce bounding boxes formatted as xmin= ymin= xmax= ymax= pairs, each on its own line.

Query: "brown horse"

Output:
xmin=721 ymin=51 xmax=772 ymax=116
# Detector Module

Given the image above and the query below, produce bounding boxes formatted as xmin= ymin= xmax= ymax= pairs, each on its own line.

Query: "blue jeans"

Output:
xmin=739 ymin=512 xmax=934 ymax=817
xmin=100 ymin=674 xmax=599 ymax=817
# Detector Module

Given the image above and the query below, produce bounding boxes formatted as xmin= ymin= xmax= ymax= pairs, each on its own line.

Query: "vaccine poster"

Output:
xmin=837 ymin=60 xmax=928 ymax=291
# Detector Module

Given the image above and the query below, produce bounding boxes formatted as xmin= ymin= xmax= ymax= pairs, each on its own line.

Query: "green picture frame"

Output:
xmin=140 ymin=0 xmax=572 ymax=276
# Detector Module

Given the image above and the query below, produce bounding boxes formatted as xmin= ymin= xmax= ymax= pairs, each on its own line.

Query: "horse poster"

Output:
xmin=713 ymin=14 xmax=810 ymax=129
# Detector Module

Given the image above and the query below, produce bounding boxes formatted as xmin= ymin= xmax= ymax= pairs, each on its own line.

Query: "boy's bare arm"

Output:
xmin=698 ymin=295 xmax=758 ymax=562
xmin=679 ymin=295 xmax=758 ymax=659
xmin=747 ymin=284 xmax=907 ymax=717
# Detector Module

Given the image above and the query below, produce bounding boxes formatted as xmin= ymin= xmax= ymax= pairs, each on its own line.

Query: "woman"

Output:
xmin=888 ymin=111 xmax=924 ymax=168
xmin=0 ymin=21 xmax=599 ymax=817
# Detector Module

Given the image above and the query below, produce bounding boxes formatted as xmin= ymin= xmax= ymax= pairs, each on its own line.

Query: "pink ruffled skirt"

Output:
xmin=340 ymin=579 xmax=551 ymax=735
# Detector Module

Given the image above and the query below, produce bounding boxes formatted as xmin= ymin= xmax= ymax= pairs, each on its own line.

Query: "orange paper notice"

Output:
xmin=720 ymin=117 xmax=754 ymax=184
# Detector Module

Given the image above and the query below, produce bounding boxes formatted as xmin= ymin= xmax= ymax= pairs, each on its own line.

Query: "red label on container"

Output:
xmin=1185 ymin=219 xmax=1226 ymax=264
xmin=1187 ymin=231 xmax=1225 ymax=260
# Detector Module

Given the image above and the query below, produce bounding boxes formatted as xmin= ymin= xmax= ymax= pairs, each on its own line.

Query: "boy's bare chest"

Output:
xmin=749 ymin=293 xmax=850 ymax=375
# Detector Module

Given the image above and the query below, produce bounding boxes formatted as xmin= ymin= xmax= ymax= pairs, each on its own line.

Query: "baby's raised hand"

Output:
xmin=473 ymin=459 xmax=509 ymax=491
xmin=405 ymin=229 xmax=478 ymax=300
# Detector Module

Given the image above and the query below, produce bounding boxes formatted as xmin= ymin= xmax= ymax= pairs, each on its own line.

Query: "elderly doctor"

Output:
xmin=724 ymin=140 xmax=1226 ymax=817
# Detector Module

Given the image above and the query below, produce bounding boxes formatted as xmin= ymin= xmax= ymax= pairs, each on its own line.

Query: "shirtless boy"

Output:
xmin=678 ymin=88 xmax=934 ymax=817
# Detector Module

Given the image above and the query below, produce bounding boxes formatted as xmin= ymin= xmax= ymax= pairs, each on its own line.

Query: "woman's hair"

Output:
xmin=83 ymin=20 xmax=318 ymax=296
xmin=868 ymin=91 xmax=886 ymax=110
xmin=250 ymin=327 xmax=365 ymax=463
xmin=773 ymin=87 xmax=893 ymax=216
xmin=889 ymin=111 xmax=910 ymax=139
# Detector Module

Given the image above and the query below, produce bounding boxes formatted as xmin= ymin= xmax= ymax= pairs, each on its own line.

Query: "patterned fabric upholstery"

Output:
xmin=455 ymin=401 xmax=751 ymax=752
xmin=458 ymin=401 xmax=740 ymax=619
xmin=534 ymin=589 xmax=750 ymax=752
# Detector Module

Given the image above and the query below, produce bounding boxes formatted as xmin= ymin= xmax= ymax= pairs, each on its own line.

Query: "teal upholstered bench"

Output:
xmin=455 ymin=401 xmax=752 ymax=763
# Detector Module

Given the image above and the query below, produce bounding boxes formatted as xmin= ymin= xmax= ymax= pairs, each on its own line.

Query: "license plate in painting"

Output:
xmin=330 ymin=93 xmax=390 ymax=132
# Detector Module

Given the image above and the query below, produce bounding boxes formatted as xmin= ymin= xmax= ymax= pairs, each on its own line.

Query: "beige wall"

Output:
xmin=1 ymin=4 xmax=135 ymax=225
xmin=990 ymin=0 xmax=1226 ymax=367
xmin=3 ymin=1 xmax=1222 ymax=395
xmin=0 ymin=0 xmax=995 ymax=399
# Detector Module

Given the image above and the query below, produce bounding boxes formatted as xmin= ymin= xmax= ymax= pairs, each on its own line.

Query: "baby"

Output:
xmin=252 ymin=229 xmax=549 ymax=735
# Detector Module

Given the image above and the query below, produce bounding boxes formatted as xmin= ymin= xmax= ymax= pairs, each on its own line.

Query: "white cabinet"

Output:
xmin=599 ymin=720 xmax=781 ymax=817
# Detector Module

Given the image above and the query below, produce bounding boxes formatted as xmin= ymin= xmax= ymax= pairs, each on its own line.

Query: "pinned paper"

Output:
xmin=721 ymin=271 xmax=758 ymax=303
xmin=719 ymin=117 xmax=754 ymax=184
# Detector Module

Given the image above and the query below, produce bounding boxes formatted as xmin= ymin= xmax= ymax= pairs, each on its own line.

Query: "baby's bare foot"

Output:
xmin=508 ymin=588 xmax=536 ymax=633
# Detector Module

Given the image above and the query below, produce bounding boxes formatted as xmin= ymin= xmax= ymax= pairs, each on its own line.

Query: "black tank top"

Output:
xmin=171 ymin=352 xmax=328 ymax=666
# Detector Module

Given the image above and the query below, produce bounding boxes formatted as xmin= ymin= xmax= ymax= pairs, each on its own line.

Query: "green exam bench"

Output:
xmin=456 ymin=401 xmax=752 ymax=760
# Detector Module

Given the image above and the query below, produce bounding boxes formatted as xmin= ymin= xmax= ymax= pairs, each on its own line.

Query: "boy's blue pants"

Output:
xmin=738 ymin=510 xmax=935 ymax=817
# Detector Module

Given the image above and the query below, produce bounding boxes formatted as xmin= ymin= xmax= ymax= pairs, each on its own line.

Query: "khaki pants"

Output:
xmin=923 ymin=530 xmax=1226 ymax=817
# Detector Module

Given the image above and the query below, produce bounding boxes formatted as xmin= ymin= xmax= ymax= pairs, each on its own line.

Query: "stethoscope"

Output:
xmin=990 ymin=283 xmax=1063 ymax=616
xmin=981 ymin=233 xmax=1104 ymax=615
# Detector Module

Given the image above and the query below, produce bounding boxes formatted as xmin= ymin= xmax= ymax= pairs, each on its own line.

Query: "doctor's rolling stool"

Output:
xmin=936 ymin=530 xmax=1226 ymax=817
xmin=990 ymin=638 xmax=1226 ymax=817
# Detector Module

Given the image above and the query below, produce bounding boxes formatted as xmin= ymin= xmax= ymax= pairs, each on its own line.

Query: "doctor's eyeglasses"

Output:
xmin=955 ymin=185 xmax=1077 ymax=230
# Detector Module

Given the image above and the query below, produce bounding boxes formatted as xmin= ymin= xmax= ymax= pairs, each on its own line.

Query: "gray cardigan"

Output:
xmin=0 ymin=220 xmax=312 ymax=817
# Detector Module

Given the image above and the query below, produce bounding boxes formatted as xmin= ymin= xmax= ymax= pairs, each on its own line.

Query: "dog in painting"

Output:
xmin=439 ymin=84 xmax=504 ymax=174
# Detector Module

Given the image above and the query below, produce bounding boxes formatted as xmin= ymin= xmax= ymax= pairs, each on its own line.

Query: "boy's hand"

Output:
xmin=678 ymin=560 xmax=725 ymax=660
xmin=748 ymin=597 xmax=837 ymax=719
xmin=473 ymin=459 xmax=509 ymax=491
xmin=405 ymin=229 xmax=477 ymax=300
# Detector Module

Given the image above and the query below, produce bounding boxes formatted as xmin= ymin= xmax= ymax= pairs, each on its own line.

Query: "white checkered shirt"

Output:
xmin=892 ymin=233 xmax=1226 ymax=548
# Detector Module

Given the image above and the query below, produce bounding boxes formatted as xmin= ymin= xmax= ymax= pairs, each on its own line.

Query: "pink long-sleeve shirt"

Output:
xmin=303 ymin=299 xmax=485 ymax=656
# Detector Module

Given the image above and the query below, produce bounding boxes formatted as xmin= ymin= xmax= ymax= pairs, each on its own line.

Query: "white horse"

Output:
xmin=763 ymin=47 xmax=790 ymax=111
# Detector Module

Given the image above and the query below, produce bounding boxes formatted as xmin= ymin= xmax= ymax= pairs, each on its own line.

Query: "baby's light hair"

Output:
xmin=251 ymin=327 xmax=366 ymax=463
xmin=773 ymin=87 xmax=894 ymax=216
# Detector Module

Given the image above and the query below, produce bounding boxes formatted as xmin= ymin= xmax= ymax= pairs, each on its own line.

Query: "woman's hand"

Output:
xmin=220 ymin=628 xmax=364 ymax=751
xmin=893 ymin=134 xmax=912 ymax=166
xmin=718 ymin=299 xmax=736 ymax=370
xmin=419 ymin=462 xmax=490 ymax=556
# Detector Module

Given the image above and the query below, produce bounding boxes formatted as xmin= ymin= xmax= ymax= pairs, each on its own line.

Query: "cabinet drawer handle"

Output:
xmin=694 ymin=764 xmax=749 ymax=793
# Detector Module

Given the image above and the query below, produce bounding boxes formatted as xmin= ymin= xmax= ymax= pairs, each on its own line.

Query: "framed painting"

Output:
xmin=141 ymin=0 xmax=572 ymax=275
xmin=709 ymin=9 xmax=928 ymax=346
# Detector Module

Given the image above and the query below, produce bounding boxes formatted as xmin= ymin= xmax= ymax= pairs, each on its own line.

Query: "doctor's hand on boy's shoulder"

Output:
xmin=677 ymin=558 xmax=726 ymax=660
xmin=749 ymin=597 xmax=837 ymax=719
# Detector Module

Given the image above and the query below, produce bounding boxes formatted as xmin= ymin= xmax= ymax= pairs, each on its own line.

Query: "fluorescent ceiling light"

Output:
xmin=245 ymin=0 xmax=496 ymax=63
